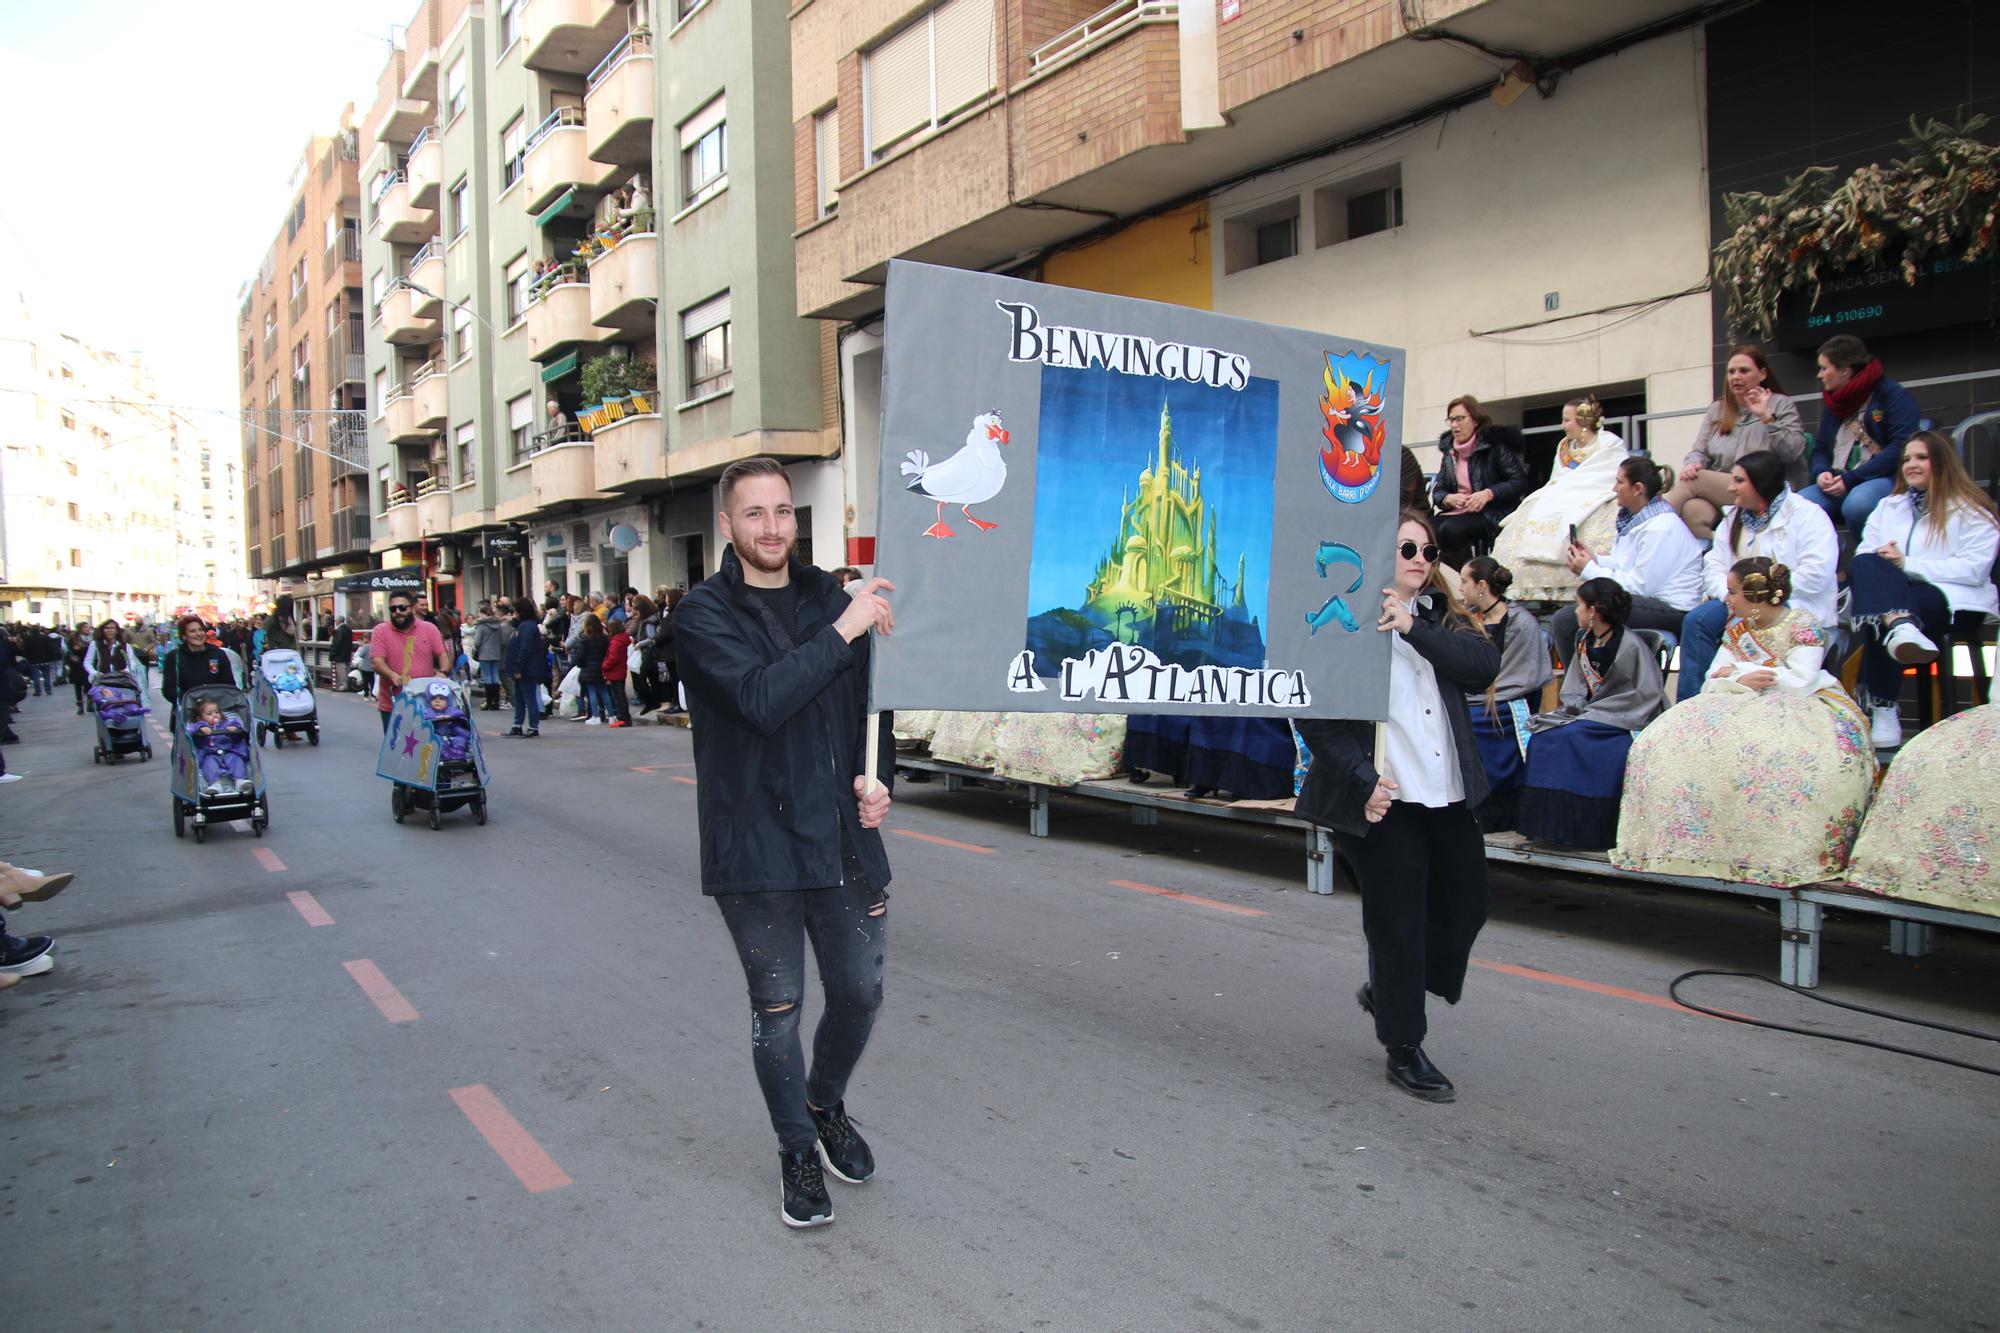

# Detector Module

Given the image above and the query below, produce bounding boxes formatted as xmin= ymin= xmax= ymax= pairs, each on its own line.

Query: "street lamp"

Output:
xmin=396 ymin=280 xmax=494 ymax=334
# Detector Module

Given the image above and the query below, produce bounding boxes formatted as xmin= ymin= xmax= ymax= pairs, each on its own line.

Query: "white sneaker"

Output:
xmin=0 ymin=774 xmax=21 ymax=785
xmin=1883 ymin=620 xmax=1938 ymax=664
xmin=1871 ymin=706 xmax=1904 ymax=750
xmin=584 ymin=716 xmax=602 ymax=726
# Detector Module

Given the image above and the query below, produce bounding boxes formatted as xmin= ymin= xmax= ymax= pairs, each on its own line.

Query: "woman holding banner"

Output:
xmin=1296 ymin=511 xmax=1500 ymax=1104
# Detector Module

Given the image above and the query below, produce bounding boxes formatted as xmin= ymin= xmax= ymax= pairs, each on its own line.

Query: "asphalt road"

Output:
xmin=3 ymin=681 xmax=1997 ymax=1332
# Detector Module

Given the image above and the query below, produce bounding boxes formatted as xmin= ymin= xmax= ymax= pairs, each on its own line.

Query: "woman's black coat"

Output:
xmin=1295 ymin=596 xmax=1500 ymax=838
xmin=1429 ymin=428 xmax=1530 ymax=521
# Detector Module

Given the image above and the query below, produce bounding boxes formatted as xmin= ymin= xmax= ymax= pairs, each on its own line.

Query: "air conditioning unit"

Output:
xmin=435 ymin=546 xmax=459 ymax=573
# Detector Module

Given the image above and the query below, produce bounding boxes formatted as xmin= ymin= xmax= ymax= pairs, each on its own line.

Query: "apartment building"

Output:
xmin=790 ymin=0 xmax=1762 ymax=565
xmin=356 ymin=0 xmax=831 ymax=611
xmin=1 ymin=302 xmax=252 ymax=625
xmin=234 ymin=112 xmax=373 ymax=597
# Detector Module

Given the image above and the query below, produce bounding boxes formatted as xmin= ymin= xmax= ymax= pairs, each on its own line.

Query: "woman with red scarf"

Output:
xmin=1799 ymin=333 xmax=1920 ymax=532
xmin=1427 ymin=394 xmax=1528 ymax=568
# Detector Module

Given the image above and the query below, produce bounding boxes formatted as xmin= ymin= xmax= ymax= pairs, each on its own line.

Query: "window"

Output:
xmin=864 ymin=0 xmax=994 ymax=163
xmin=505 ymin=253 xmax=533 ymax=325
xmin=452 ymin=305 xmax=474 ymax=362
xmin=683 ymin=292 xmax=732 ymax=401
xmin=60 ymin=409 xmax=76 ymax=431
xmin=378 ymin=464 xmax=393 ymax=510
xmin=509 ymin=393 xmax=533 ymax=463
xmin=1314 ymin=167 xmax=1405 ymax=248
xmin=679 ymin=96 xmax=726 ymax=207
xmin=501 ymin=115 xmax=527 ymax=188
xmin=372 ymin=368 xmax=388 ymax=416
xmin=676 ymin=0 xmax=707 ymax=20
xmin=455 ymin=422 xmax=476 ymax=483
xmin=1222 ymin=197 xmax=1301 ymax=274
xmin=67 ymin=503 xmax=80 ymax=521
xmin=70 ymin=549 xmax=83 ymax=568
xmin=496 ymin=1 xmax=519 ymax=54
xmin=814 ymin=107 xmax=840 ymax=218
xmin=449 ymin=177 xmax=471 ymax=239
xmin=370 ymin=268 xmax=389 ymax=315
xmin=444 ymin=52 xmax=468 ymax=123
xmin=264 ymin=309 xmax=276 ymax=340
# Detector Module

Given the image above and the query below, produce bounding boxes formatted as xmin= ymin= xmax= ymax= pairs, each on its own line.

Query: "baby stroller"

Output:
xmin=87 ymin=670 xmax=153 ymax=764
xmin=378 ymin=677 xmax=489 ymax=830
xmin=170 ymin=675 xmax=269 ymax=842
xmin=252 ymin=647 xmax=320 ymax=748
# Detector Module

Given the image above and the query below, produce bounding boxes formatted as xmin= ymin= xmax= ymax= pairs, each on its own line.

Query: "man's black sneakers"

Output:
xmin=808 ymin=1100 xmax=876 ymax=1184
xmin=780 ymin=1147 xmax=834 ymax=1228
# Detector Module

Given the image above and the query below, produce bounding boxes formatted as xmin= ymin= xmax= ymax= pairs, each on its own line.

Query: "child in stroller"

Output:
xmin=88 ymin=681 xmax=149 ymax=725
xmin=187 ymin=699 xmax=254 ymax=796
xmin=88 ymin=671 xmax=152 ymax=762
xmin=424 ymin=680 xmax=474 ymax=762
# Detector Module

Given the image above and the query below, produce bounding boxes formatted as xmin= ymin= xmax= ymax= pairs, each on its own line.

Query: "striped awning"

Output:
xmin=533 ymin=186 xmax=577 ymax=228
xmin=539 ymin=350 xmax=579 ymax=383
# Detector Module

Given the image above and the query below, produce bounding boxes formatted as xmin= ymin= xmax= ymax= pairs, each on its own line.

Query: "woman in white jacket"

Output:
xmin=1850 ymin=430 xmax=2000 ymax=749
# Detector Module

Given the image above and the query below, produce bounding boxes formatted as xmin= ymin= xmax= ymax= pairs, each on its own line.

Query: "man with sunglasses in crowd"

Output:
xmin=369 ymin=594 xmax=453 ymax=731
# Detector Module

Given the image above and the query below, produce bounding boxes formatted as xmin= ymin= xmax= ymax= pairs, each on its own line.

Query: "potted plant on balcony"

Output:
xmin=579 ymin=353 xmax=634 ymax=434
xmin=628 ymin=353 xmax=658 ymax=415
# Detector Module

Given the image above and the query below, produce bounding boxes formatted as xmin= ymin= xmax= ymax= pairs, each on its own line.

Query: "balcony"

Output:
xmin=407 ymin=126 xmax=443 ymax=209
xmin=529 ymin=433 xmax=608 ymax=510
xmin=374 ymin=96 xmax=431 ymax=147
xmin=416 ymin=476 xmax=452 ymax=535
xmin=327 ymin=333 xmax=365 ymax=388
xmin=521 ymin=0 xmax=624 ymax=75
xmin=379 ymin=282 xmax=442 ymax=345
xmin=585 ymin=29 xmax=653 ymax=167
xmin=402 ymin=42 xmax=439 ymax=102
xmin=330 ymin=506 xmax=372 ymax=554
xmin=382 ymin=390 xmax=430 ymax=445
xmin=521 ymin=107 xmax=593 ymax=215
xmin=591 ymin=408 xmax=665 ymax=492
xmin=380 ymin=499 xmax=421 ymax=548
xmin=524 ymin=280 xmax=606 ymax=362
xmin=322 ymin=226 xmax=361 ymax=288
xmin=411 ymin=362 xmax=448 ymax=428
xmin=585 ymin=229 xmax=657 ymax=335
xmin=373 ymin=173 xmax=435 ymax=245
xmin=408 ymin=239 xmax=445 ymax=316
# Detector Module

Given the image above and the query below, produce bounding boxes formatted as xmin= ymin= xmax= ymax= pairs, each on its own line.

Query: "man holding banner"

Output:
xmin=675 ymin=457 xmax=899 ymax=1230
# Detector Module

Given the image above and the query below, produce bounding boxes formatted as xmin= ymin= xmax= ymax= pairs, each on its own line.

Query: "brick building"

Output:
xmin=234 ymin=110 xmax=372 ymax=599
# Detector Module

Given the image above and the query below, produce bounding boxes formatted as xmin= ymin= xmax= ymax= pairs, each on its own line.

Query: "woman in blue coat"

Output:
xmin=503 ymin=598 xmax=550 ymax=737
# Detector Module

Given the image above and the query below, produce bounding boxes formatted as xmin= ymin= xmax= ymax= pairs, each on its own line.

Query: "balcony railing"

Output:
xmin=1029 ymin=0 xmax=1179 ymax=73
xmin=415 ymin=474 xmax=444 ymax=498
xmin=331 ymin=505 xmax=371 ymax=553
xmin=323 ymin=225 xmax=361 ymax=282
xmin=409 ymin=238 xmax=443 ymax=272
xmin=288 ymin=286 xmax=307 ymax=323
xmin=371 ymin=169 xmax=405 ymax=204
xmin=587 ymin=27 xmax=651 ymax=91
xmin=408 ymin=124 xmax=436 ymax=156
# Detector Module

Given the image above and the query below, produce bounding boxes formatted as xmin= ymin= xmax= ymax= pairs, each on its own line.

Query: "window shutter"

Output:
xmin=509 ymin=395 xmax=533 ymax=431
xmin=683 ymin=291 xmax=731 ymax=337
xmin=932 ymin=0 xmax=995 ymax=119
xmin=817 ymin=108 xmax=840 ymax=210
xmin=866 ymin=17 xmax=932 ymax=155
xmin=679 ymin=94 xmax=727 ymax=149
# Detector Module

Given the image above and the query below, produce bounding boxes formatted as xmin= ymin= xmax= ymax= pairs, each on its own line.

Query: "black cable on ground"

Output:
xmin=1669 ymin=969 xmax=2000 ymax=1078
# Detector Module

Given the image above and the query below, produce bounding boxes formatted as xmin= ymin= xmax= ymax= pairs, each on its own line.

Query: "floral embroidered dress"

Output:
xmin=1490 ymin=430 xmax=1625 ymax=600
xmin=1612 ymin=607 xmax=1875 ymax=886
xmin=1846 ymin=705 xmax=2000 ymax=916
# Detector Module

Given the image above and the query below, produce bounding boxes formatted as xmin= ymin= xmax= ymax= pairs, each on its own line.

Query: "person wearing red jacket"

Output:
xmin=602 ymin=621 xmax=633 ymax=727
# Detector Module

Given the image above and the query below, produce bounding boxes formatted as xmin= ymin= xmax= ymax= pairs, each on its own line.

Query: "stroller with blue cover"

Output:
xmin=170 ymin=664 xmax=269 ymax=842
xmin=87 ymin=670 xmax=153 ymax=764
xmin=378 ymin=678 xmax=489 ymax=830
xmin=252 ymin=647 xmax=320 ymax=747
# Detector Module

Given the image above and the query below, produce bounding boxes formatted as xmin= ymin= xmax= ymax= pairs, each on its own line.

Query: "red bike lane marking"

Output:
xmin=287 ymin=891 xmax=334 ymax=927
xmin=449 ymin=1084 xmax=573 ymax=1193
xmin=343 ymin=960 xmax=419 ymax=1024
xmin=1109 ymin=879 xmax=1268 ymax=918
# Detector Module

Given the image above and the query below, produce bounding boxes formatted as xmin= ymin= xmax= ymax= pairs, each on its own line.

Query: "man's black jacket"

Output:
xmin=676 ymin=547 xmax=894 ymax=895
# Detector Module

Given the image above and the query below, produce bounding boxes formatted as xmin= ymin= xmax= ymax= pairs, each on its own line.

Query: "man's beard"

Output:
xmin=734 ymin=533 xmax=795 ymax=575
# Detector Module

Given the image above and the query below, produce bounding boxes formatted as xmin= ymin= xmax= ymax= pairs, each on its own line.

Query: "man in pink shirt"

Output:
xmin=369 ymin=593 xmax=452 ymax=731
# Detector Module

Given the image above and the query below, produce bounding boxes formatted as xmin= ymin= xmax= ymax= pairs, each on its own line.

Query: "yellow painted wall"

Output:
xmin=1041 ymin=202 xmax=1212 ymax=310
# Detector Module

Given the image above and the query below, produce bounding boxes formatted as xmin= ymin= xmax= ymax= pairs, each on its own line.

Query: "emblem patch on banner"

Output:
xmin=1317 ymin=351 xmax=1391 ymax=504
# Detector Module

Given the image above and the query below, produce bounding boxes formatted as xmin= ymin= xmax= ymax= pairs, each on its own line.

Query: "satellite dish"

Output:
xmin=609 ymin=523 xmax=641 ymax=552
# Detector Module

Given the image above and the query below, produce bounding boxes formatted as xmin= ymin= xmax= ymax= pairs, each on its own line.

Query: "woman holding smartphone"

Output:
xmin=1296 ymin=510 xmax=1501 ymax=1103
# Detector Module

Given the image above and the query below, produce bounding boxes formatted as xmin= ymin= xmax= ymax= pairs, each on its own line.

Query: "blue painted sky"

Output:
xmin=1027 ymin=367 xmax=1279 ymax=624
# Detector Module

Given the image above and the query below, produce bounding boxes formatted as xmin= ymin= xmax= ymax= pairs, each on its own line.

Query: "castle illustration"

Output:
xmin=1027 ymin=400 xmax=1266 ymax=676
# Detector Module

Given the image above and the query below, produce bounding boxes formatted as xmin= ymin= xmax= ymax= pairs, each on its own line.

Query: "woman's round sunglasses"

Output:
xmin=1398 ymin=541 xmax=1441 ymax=563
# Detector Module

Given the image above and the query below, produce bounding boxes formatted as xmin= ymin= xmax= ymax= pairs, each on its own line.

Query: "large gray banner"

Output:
xmin=871 ymin=261 xmax=1403 ymax=720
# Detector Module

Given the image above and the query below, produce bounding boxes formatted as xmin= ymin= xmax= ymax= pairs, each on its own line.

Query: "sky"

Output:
xmin=0 ymin=0 xmax=415 ymax=439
